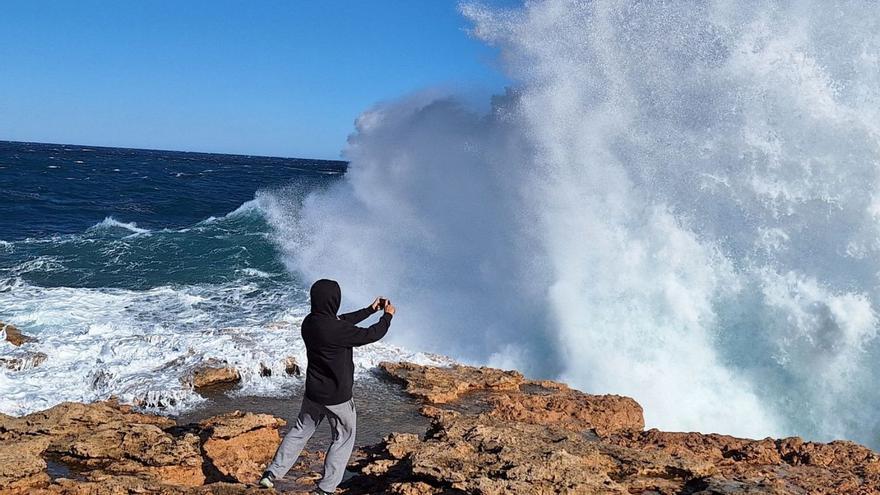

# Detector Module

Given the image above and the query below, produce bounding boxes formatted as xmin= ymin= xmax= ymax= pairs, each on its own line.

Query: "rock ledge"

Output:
xmin=1 ymin=362 xmax=877 ymax=494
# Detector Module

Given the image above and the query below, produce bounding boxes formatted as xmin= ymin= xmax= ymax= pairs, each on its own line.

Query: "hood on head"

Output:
xmin=310 ymin=279 xmax=341 ymax=316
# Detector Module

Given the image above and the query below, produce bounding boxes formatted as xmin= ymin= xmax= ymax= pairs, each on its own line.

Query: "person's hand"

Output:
xmin=384 ymin=301 xmax=396 ymax=316
xmin=370 ymin=297 xmax=385 ymax=312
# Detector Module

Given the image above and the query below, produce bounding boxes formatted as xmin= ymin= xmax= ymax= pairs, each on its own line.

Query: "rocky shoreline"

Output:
xmin=1 ymin=361 xmax=878 ymax=494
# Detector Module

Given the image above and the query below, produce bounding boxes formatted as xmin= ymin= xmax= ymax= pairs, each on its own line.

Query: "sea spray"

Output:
xmin=272 ymin=0 xmax=880 ymax=446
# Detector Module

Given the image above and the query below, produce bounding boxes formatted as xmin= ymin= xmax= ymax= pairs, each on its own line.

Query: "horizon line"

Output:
xmin=0 ymin=139 xmax=349 ymax=164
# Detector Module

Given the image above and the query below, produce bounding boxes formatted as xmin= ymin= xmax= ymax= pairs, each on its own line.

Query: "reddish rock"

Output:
xmin=381 ymin=361 xmax=643 ymax=436
xmin=0 ymin=436 xmax=51 ymax=490
xmin=608 ymin=428 xmax=880 ymax=494
xmin=200 ymin=411 xmax=285 ymax=483
xmin=1 ymin=321 xmax=36 ymax=347
xmin=349 ymin=405 xmax=709 ymax=494
xmin=0 ymin=402 xmax=201 ymax=492
xmin=190 ymin=364 xmax=240 ymax=389
xmin=21 ymin=477 xmax=274 ymax=494
xmin=485 ymin=386 xmax=643 ymax=436
xmin=0 ymin=401 xmax=174 ymax=444
xmin=3 ymin=361 xmax=879 ymax=494
xmin=63 ymin=423 xmax=205 ymax=486
xmin=380 ymin=361 xmax=523 ymax=403
xmin=348 ymin=362 xmax=880 ymax=495
xmin=0 ymin=401 xmax=312 ymax=494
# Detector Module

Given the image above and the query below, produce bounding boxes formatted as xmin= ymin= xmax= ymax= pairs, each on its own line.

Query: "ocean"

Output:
xmin=0 ymin=141 xmax=445 ymax=416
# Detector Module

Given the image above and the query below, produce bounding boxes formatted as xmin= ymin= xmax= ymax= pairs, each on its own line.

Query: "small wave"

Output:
xmin=223 ymin=199 xmax=264 ymax=219
xmin=239 ymin=268 xmax=277 ymax=278
xmin=88 ymin=217 xmax=151 ymax=234
xmin=7 ymin=256 xmax=66 ymax=277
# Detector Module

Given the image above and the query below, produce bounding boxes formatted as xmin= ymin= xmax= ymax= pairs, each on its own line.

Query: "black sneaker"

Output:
xmin=258 ymin=470 xmax=276 ymax=489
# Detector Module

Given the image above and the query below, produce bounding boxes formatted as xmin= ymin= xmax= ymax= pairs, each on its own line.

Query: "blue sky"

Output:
xmin=0 ymin=1 xmax=511 ymax=159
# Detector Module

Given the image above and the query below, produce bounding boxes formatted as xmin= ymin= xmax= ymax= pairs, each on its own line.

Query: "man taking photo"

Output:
xmin=259 ymin=278 xmax=395 ymax=493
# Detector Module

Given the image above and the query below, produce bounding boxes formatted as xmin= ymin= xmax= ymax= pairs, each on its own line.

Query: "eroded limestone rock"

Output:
xmin=1 ymin=321 xmax=36 ymax=347
xmin=190 ymin=363 xmax=240 ymax=389
xmin=200 ymin=411 xmax=285 ymax=483
xmin=0 ymin=402 xmax=286 ymax=493
xmin=380 ymin=361 xmax=524 ymax=403
xmin=353 ymin=362 xmax=880 ymax=495
xmin=3 ymin=362 xmax=879 ymax=494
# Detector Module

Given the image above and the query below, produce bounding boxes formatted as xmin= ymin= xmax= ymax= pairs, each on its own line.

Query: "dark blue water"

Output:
xmin=0 ymin=141 xmax=345 ymax=290
xmin=0 ymin=141 xmax=360 ymax=414
xmin=0 ymin=141 xmax=346 ymax=240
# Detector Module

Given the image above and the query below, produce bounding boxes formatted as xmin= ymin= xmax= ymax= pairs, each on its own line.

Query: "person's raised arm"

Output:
xmin=337 ymin=302 xmax=395 ymax=347
xmin=338 ymin=296 xmax=384 ymax=324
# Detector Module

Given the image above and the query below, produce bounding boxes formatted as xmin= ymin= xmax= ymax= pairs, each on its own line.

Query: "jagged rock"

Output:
xmin=0 ymin=400 xmax=174 ymax=447
xmin=284 ymin=356 xmax=301 ymax=376
xmin=190 ymin=364 xmax=240 ymax=389
xmin=0 ymin=402 xmax=202 ymax=491
xmin=349 ymin=405 xmax=710 ymax=494
xmin=3 ymin=361 xmax=879 ymax=494
xmin=24 ymin=477 xmax=274 ymax=494
xmin=347 ymin=362 xmax=880 ymax=495
xmin=607 ymin=429 xmax=880 ymax=494
xmin=200 ymin=411 xmax=285 ymax=483
xmin=259 ymin=362 xmax=272 ymax=377
xmin=485 ymin=385 xmax=644 ymax=436
xmin=381 ymin=361 xmax=643 ymax=436
xmin=0 ymin=401 xmax=310 ymax=494
xmin=0 ymin=436 xmax=50 ymax=490
xmin=380 ymin=362 xmax=523 ymax=403
xmin=0 ymin=351 xmax=48 ymax=371
xmin=1 ymin=321 xmax=36 ymax=347
xmin=62 ymin=422 xmax=205 ymax=486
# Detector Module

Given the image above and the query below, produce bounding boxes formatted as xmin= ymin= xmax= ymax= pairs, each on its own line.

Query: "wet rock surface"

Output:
xmin=190 ymin=362 xmax=242 ymax=389
xmin=1 ymin=362 xmax=878 ymax=494
xmin=283 ymin=356 xmax=300 ymax=377
xmin=1 ymin=321 xmax=36 ymax=347
xmin=0 ymin=350 xmax=48 ymax=370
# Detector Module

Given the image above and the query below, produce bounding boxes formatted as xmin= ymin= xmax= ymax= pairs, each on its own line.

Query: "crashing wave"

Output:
xmin=266 ymin=0 xmax=880 ymax=446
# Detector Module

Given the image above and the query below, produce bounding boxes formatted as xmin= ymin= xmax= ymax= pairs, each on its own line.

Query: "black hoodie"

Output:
xmin=301 ymin=279 xmax=392 ymax=405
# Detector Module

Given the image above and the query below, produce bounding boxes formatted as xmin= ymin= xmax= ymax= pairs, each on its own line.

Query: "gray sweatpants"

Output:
xmin=266 ymin=396 xmax=356 ymax=493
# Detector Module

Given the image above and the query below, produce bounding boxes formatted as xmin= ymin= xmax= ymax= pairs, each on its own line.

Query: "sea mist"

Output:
xmin=268 ymin=0 xmax=880 ymax=446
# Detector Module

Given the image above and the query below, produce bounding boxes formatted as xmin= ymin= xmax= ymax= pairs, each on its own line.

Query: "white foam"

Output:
xmin=239 ymin=268 xmax=277 ymax=278
xmin=0 ymin=280 xmax=449 ymax=417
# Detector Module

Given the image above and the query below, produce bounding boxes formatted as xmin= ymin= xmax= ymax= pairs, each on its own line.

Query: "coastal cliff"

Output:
xmin=1 ymin=362 xmax=877 ymax=494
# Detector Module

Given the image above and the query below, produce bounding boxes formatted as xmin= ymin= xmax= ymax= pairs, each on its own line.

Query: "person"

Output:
xmin=259 ymin=278 xmax=395 ymax=493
